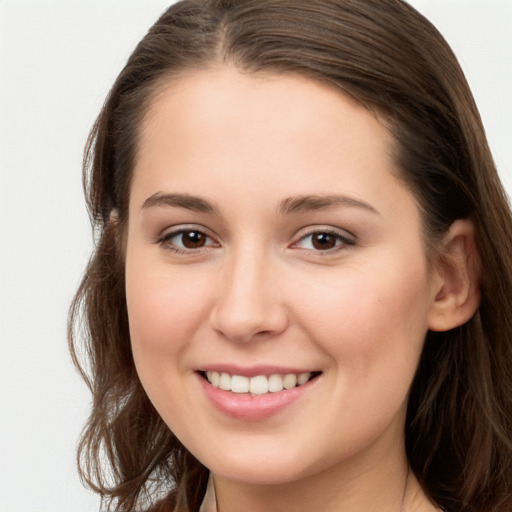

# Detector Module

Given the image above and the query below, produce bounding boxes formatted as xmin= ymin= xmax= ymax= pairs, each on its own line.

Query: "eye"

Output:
xmin=158 ymin=228 xmax=218 ymax=253
xmin=293 ymin=229 xmax=355 ymax=252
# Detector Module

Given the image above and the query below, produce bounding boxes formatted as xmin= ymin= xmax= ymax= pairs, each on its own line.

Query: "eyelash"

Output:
xmin=292 ymin=229 xmax=356 ymax=254
xmin=157 ymin=228 xmax=219 ymax=255
xmin=156 ymin=227 xmax=356 ymax=255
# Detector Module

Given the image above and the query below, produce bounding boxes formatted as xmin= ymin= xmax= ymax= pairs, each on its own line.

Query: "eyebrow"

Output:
xmin=141 ymin=192 xmax=218 ymax=213
xmin=278 ymin=194 xmax=379 ymax=216
xmin=141 ymin=192 xmax=379 ymax=216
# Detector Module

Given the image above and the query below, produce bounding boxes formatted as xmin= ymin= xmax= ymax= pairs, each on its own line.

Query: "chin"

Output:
xmin=208 ymin=457 xmax=310 ymax=486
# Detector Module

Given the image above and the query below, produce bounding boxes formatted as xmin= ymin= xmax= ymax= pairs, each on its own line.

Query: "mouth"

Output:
xmin=199 ymin=370 xmax=322 ymax=396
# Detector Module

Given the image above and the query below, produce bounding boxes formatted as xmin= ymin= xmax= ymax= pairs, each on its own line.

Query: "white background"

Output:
xmin=0 ymin=1 xmax=510 ymax=511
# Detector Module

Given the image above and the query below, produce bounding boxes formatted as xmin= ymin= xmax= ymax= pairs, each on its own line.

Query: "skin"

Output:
xmin=125 ymin=66 xmax=476 ymax=511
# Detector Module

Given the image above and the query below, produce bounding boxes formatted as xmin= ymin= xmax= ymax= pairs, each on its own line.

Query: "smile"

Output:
xmin=202 ymin=371 xmax=320 ymax=395
xmin=198 ymin=369 xmax=322 ymax=421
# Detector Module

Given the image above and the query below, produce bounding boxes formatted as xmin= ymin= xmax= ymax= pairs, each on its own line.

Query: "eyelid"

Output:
xmin=156 ymin=224 xmax=220 ymax=253
xmin=154 ymin=224 xmax=356 ymax=254
xmin=290 ymin=226 xmax=357 ymax=252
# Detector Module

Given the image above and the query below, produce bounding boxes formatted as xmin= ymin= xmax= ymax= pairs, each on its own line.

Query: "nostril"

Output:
xmin=209 ymin=279 xmax=288 ymax=344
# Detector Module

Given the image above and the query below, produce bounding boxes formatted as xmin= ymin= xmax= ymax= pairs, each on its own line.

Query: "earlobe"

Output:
xmin=428 ymin=219 xmax=481 ymax=332
xmin=109 ymin=209 xmax=120 ymax=225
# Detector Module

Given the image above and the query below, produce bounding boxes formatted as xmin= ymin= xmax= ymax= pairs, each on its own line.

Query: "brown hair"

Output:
xmin=69 ymin=1 xmax=512 ymax=511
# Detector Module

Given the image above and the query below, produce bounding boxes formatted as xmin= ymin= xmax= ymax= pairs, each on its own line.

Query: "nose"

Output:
xmin=209 ymin=249 xmax=288 ymax=343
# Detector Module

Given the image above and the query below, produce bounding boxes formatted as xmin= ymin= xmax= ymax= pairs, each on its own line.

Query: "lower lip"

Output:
xmin=198 ymin=374 xmax=318 ymax=421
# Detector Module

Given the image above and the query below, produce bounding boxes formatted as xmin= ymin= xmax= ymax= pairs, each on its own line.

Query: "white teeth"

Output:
xmin=249 ymin=375 xmax=269 ymax=395
xmin=219 ymin=372 xmax=231 ymax=391
xmin=298 ymin=372 xmax=310 ymax=385
xmin=204 ymin=371 xmax=315 ymax=394
xmin=268 ymin=374 xmax=284 ymax=392
xmin=283 ymin=373 xmax=297 ymax=389
xmin=231 ymin=375 xmax=249 ymax=393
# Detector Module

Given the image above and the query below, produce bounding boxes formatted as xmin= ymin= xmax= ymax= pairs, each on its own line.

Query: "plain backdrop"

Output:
xmin=0 ymin=1 xmax=510 ymax=511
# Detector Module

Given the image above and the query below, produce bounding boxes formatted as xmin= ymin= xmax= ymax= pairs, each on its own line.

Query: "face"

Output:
xmin=125 ymin=67 xmax=438 ymax=487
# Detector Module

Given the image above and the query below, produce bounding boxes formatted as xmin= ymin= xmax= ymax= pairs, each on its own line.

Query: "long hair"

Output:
xmin=69 ymin=1 xmax=512 ymax=510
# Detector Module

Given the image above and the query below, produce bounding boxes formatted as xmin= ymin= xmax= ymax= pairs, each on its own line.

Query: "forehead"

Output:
xmin=130 ymin=66 xmax=418 ymax=226
xmin=141 ymin=67 xmax=389 ymax=144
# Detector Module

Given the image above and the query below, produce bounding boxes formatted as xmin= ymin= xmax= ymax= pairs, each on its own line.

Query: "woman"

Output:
xmin=69 ymin=1 xmax=512 ymax=511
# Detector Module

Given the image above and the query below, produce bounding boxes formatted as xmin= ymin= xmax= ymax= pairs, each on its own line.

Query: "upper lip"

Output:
xmin=197 ymin=364 xmax=320 ymax=378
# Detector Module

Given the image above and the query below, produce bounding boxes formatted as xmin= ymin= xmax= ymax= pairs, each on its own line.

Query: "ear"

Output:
xmin=109 ymin=209 xmax=120 ymax=224
xmin=107 ymin=209 xmax=127 ymax=257
xmin=428 ymin=219 xmax=481 ymax=332
xmin=108 ymin=209 xmax=121 ymax=242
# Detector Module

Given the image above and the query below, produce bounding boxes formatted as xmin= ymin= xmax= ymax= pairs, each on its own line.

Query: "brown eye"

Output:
xmin=160 ymin=229 xmax=217 ymax=252
xmin=294 ymin=229 xmax=355 ymax=253
xmin=311 ymin=233 xmax=337 ymax=250
xmin=181 ymin=231 xmax=206 ymax=248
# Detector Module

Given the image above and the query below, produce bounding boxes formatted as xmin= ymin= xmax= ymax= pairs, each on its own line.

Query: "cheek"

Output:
xmin=125 ymin=256 xmax=211 ymax=367
xmin=291 ymin=261 xmax=431 ymax=373
xmin=295 ymin=266 xmax=431 ymax=438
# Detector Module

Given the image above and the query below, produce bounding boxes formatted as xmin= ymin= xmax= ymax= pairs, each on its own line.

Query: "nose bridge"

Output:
xmin=210 ymin=243 xmax=287 ymax=343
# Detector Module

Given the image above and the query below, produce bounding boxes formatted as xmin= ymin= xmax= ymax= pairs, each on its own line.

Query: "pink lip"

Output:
xmin=197 ymin=372 xmax=319 ymax=421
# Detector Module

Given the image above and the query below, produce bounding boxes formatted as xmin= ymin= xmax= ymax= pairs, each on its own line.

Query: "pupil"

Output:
xmin=183 ymin=231 xmax=205 ymax=248
xmin=312 ymin=233 xmax=336 ymax=250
